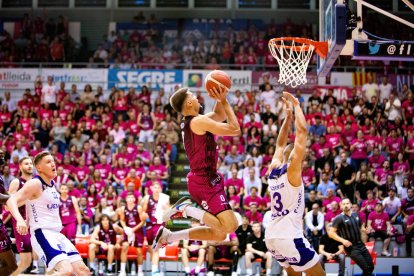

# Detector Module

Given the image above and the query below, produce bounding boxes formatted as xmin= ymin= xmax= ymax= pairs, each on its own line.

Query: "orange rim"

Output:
xmin=269 ymin=37 xmax=329 ymax=58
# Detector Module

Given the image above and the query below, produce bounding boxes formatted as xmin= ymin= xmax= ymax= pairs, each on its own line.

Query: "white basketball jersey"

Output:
xmin=27 ymin=176 xmax=62 ymax=233
xmin=265 ymin=164 xmax=305 ymax=239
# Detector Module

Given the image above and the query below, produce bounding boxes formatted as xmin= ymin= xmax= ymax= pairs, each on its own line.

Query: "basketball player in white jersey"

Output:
xmin=7 ymin=151 xmax=90 ymax=275
xmin=8 ymin=157 xmax=36 ymax=275
xmin=265 ymin=92 xmax=325 ymax=276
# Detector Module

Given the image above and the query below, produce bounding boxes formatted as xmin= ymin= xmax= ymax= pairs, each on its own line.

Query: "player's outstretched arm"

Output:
xmin=269 ymin=98 xmax=293 ymax=169
xmin=284 ymin=92 xmax=307 ymax=187
xmin=193 ymin=87 xmax=241 ymax=137
xmin=6 ymin=179 xmax=42 ymax=235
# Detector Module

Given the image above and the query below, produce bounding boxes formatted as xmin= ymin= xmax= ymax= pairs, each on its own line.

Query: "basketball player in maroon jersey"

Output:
xmin=89 ymin=214 xmax=123 ymax=274
xmin=0 ymin=149 xmax=18 ymax=275
xmin=119 ymin=194 xmax=148 ymax=276
xmin=153 ymin=86 xmax=241 ymax=250
xmin=8 ymin=157 xmax=35 ymax=275
xmin=142 ymin=182 xmax=168 ymax=274
xmin=59 ymin=183 xmax=82 ymax=244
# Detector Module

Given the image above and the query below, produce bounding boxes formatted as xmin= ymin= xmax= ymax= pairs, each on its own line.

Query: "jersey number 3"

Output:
xmin=272 ymin=192 xmax=283 ymax=212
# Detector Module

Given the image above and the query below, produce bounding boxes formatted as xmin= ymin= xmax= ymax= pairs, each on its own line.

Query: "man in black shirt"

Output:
xmin=334 ymin=152 xmax=356 ymax=202
xmin=329 ymin=198 xmax=374 ymax=276
xmin=355 ymin=171 xmax=377 ymax=202
xmin=305 ymin=190 xmax=322 ymax=214
xmin=319 ymin=225 xmax=345 ymax=276
xmin=245 ymin=222 xmax=272 ymax=276
xmin=235 ymin=216 xmax=253 ymax=256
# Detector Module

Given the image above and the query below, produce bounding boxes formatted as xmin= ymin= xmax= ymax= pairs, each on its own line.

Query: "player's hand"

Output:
xmin=342 ymin=240 xmax=352 ymax=247
xmin=17 ymin=219 xmax=28 ymax=235
xmin=209 ymin=86 xmax=228 ymax=103
xmin=326 ymin=254 xmax=333 ymax=261
xmin=282 ymin=91 xmax=300 ymax=106
xmin=281 ymin=97 xmax=293 ymax=120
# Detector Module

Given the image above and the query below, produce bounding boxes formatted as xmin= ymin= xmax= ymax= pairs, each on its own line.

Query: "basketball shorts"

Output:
xmin=14 ymin=231 xmax=32 ymax=253
xmin=187 ymin=172 xmax=231 ymax=215
xmin=146 ymin=224 xmax=163 ymax=245
xmin=122 ymin=230 xmax=145 ymax=248
xmin=31 ymin=228 xmax=82 ymax=272
xmin=265 ymin=237 xmax=319 ymax=272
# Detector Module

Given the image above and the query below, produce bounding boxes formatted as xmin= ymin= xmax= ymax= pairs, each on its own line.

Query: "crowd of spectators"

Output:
xmin=0 ymin=13 xmax=81 ymax=65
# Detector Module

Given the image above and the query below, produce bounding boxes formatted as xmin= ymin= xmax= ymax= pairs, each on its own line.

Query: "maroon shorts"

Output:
xmin=14 ymin=231 xmax=32 ymax=253
xmin=61 ymin=222 xmax=77 ymax=244
xmin=146 ymin=224 xmax=163 ymax=245
xmin=122 ymin=231 xmax=145 ymax=248
xmin=0 ymin=223 xmax=12 ymax=253
xmin=187 ymin=172 xmax=231 ymax=215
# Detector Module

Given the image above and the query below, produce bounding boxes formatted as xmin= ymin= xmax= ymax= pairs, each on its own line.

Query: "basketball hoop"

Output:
xmin=268 ymin=37 xmax=328 ymax=88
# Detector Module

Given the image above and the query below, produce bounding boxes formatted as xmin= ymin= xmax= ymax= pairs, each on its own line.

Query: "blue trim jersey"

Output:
xmin=27 ymin=176 xmax=62 ymax=233
xmin=265 ymin=164 xmax=305 ymax=239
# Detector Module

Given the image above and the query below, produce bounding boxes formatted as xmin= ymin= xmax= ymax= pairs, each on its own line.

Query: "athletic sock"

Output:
xmin=138 ymin=265 xmax=143 ymax=273
xmin=266 ymin=269 xmax=271 ymax=276
xmin=184 ymin=206 xmax=206 ymax=221
xmin=185 ymin=266 xmax=191 ymax=273
xmin=120 ymin=263 xmax=126 ymax=272
xmin=108 ymin=263 xmax=113 ymax=271
xmin=246 ymin=268 xmax=253 ymax=275
xmin=152 ymin=265 xmax=159 ymax=272
xmin=32 ymin=260 xmax=38 ymax=267
xmin=167 ymin=229 xmax=189 ymax=242
xmin=195 ymin=266 xmax=201 ymax=273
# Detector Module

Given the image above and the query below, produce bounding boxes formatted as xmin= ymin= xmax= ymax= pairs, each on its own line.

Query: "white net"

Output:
xmin=269 ymin=39 xmax=315 ymax=88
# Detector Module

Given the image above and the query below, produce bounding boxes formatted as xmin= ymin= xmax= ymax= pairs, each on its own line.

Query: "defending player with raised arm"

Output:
xmin=264 ymin=92 xmax=325 ymax=276
xmin=0 ymin=149 xmax=18 ymax=276
xmin=6 ymin=151 xmax=90 ymax=276
xmin=152 ymin=86 xmax=241 ymax=250
xmin=8 ymin=157 xmax=35 ymax=275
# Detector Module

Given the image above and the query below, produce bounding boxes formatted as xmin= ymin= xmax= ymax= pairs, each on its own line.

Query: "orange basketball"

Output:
xmin=204 ymin=70 xmax=232 ymax=92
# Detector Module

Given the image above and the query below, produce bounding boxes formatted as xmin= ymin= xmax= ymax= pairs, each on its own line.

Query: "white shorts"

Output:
xmin=139 ymin=129 xmax=154 ymax=143
xmin=31 ymin=228 xmax=82 ymax=272
xmin=265 ymin=237 xmax=319 ymax=272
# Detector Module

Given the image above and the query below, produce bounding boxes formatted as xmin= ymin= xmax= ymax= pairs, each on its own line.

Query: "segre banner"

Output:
xmin=183 ymin=70 xmax=251 ymax=92
xmin=0 ymin=68 xmax=39 ymax=90
xmin=42 ymin=68 xmax=108 ymax=90
xmin=108 ymin=69 xmax=182 ymax=90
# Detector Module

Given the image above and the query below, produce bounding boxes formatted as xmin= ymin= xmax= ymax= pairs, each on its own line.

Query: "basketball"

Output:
xmin=204 ymin=70 xmax=232 ymax=92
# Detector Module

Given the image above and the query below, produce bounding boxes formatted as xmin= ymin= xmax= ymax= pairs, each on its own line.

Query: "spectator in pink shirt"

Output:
xmin=89 ymin=170 xmax=106 ymax=194
xmin=386 ymin=128 xmax=404 ymax=164
xmin=368 ymin=147 xmax=386 ymax=171
xmin=243 ymin=187 xmax=263 ymax=211
xmin=112 ymin=157 xmax=130 ymax=188
xmin=224 ymin=169 xmax=245 ymax=196
xmin=324 ymin=201 xmax=341 ymax=226
xmin=302 ymin=160 xmax=316 ymax=192
xmin=244 ymin=202 xmax=263 ymax=223
xmin=374 ymin=160 xmax=392 ymax=197
xmin=367 ymin=202 xmax=392 ymax=256
xmin=322 ymin=189 xmax=341 ymax=213
xmin=95 ymin=154 xmax=112 ymax=184
xmin=147 ymin=156 xmax=169 ymax=190
xmin=227 ymin=185 xmax=241 ymax=212
xmin=350 ymin=130 xmax=368 ymax=170
xmin=361 ymin=190 xmax=379 ymax=217
xmin=311 ymin=135 xmax=332 ymax=159
xmin=393 ymin=152 xmax=410 ymax=189
xmin=136 ymin=142 xmax=151 ymax=166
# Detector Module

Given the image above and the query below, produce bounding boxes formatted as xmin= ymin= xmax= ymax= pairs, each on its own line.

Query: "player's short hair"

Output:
xmin=33 ymin=151 xmax=52 ymax=166
xmin=170 ymin=87 xmax=189 ymax=113
xmin=19 ymin=156 xmax=32 ymax=165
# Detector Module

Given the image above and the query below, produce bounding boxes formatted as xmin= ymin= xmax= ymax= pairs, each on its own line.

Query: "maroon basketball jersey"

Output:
xmin=181 ymin=116 xmax=218 ymax=174
xmin=60 ymin=196 xmax=77 ymax=225
xmin=98 ymin=224 xmax=117 ymax=244
xmin=124 ymin=204 xmax=141 ymax=228
xmin=16 ymin=178 xmax=27 ymax=219
xmin=147 ymin=195 xmax=158 ymax=226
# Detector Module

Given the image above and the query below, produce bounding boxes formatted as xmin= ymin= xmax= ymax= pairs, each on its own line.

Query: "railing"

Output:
xmin=0 ymin=62 xmax=413 ymax=74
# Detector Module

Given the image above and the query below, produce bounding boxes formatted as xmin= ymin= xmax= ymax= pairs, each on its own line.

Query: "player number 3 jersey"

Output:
xmin=265 ymin=164 xmax=305 ymax=239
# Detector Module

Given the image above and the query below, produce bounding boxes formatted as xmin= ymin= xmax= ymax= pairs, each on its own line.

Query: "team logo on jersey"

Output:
xmin=201 ymin=201 xmax=209 ymax=210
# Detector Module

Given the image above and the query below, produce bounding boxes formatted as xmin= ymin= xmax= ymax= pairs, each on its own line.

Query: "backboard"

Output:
xmin=317 ymin=0 xmax=347 ymax=77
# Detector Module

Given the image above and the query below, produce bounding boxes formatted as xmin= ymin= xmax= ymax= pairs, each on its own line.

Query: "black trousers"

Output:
xmin=346 ymin=242 xmax=375 ymax=276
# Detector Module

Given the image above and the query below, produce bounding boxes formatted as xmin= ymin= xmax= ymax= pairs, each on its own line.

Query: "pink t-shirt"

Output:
xmin=406 ymin=138 xmax=414 ymax=160
xmin=245 ymin=211 xmax=263 ymax=223
xmin=386 ymin=137 xmax=404 ymax=158
xmin=148 ymin=164 xmax=167 ymax=176
xmin=406 ymin=215 xmax=414 ymax=230
xmin=325 ymin=209 xmax=341 ymax=222
xmin=112 ymin=167 xmax=130 ymax=180
xmin=302 ymin=167 xmax=316 ymax=186
xmin=368 ymin=155 xmax=386 ymax=170
xmin=311 ymin=141 xmax=332 ymax=159
xmin=375 ymin=168 xmax=392 ymax=186
xmin=244 ymin=195 xmax=263 ymax=209
xmin=74 ymin=166 xmax=90 ymax=182
xmin=368 ymin=211 xmax=389 ymax=231
xmin=361 ymin=199 xmax=378 ymax=214
xmin=351 ymin=138 xmax=368 ymax=159
xmin=326 ymin=133 xmax=341 ymax=148
xmin=322 ymin=196 xmax=341 ymax=212
xmin=95 ymin=164 xmax=112 ymax=179
xmin=393 ymin=161 xmax=410 ymax=175
xmin=224 ymin=178 xmax=245 ymax=194
xmin=62 ymin=164 xmax=75 ymax=176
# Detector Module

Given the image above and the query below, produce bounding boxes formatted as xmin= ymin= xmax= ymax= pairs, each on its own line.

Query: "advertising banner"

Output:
xmin=0 ymin=68 xmax=39 ymax=90
xmin=252 ymin=71 xmax=318 ymax=93
xmin=314 ymin=85 xmax=355 ymax=103
xmin=42 ymin=68 xmax=108 ymax=90
xmin=354 ymin=41 xmax=414 ymax=61
xmin=108 ymin=69 xmax=182 ymax=91
xmin=183 ymin=70 xmax=251 ymax=92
